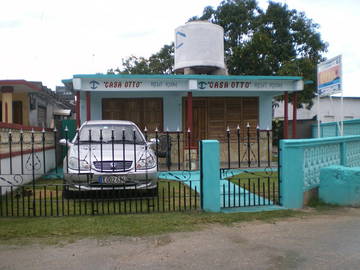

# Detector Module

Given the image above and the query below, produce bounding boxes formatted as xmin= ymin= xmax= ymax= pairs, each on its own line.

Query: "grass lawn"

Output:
xmin=227 ymin=171 xmax=279 ymax=203
xmin=0 ymin=209 xmax=304 ymax=245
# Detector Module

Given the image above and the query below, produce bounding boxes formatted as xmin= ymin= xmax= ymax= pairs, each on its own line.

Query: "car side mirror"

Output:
xmin=148 ymin=138 xmax=159 ymax=145
xmin=59 ymin=138 xmax=73 ymax=147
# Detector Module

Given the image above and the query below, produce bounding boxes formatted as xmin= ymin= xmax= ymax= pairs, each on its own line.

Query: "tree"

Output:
xmin=192 ymin=0 xmax=328 ymax=107
xmin=108 ymin=43 xmax=174 ymax=75
xmin=148 ymin=44 xmax=174 ymax=74
xmin=109 ymin=1 xmax=328 ymax=107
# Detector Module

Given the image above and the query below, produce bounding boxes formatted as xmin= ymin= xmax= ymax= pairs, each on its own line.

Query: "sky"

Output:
xmin=0 ymin=0 xmax=359 ymax=97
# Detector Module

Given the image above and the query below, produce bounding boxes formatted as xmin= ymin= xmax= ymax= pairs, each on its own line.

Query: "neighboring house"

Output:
xmin=0 ymin=80 xmax=73 ymax=128
xmin=274 ymin=96 xmax=360 ymax=123
xmin=56 ymin=86 xmax=75 ymax=105
xmin=272 ymin=96 xmax=360 ymax=138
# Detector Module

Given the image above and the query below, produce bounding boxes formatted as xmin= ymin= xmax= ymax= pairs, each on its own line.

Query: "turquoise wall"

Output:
xmin=79 ymin=91 xmax=278 ymax=131
xmin=280 ymin=135 xmax=360 ymax=208
xmin=320 ymin=165 xmax=360 ymax=206
xmin=312 ymin=119 xmax=360 ymax=138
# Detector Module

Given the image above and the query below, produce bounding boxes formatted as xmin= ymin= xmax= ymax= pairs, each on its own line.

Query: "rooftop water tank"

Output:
xmin=174 ymin=21 xmax=226 ymax=74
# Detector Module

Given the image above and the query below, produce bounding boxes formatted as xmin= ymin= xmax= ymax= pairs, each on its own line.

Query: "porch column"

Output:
xmin=187 ymin=91 xmax=193 ymax=132
xmin=292 ymin=92 xmax=298 ymax=138
xmin=86 ymin=91 xmax=91 ymax=121
xmin=1 ymin=86 xmax=14 ymax=123
xmin=76 ymin=91 xmax=80 ymax=128
xmin=200 ymin=140 xmax=220 ymax=212
xmin=283 ymin=91 xmax=289 ymax=139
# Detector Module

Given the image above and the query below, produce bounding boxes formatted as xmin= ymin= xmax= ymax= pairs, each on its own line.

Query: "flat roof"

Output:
xmin=71 ymin=73 xmax=303 ymax=81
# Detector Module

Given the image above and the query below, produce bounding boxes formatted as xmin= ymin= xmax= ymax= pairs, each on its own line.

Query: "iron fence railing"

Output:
xmin=0 ymin=124 xmax=276 ymax=215
xmin=221 ymin=125 xmax=273 ymax=169
xmin=0 ymin=125 xmax=273 ymax=176
xmin=219 ymin=170 xmax=280 ymax=208
xmin=0 ymin=180 xmax=200 ymax=217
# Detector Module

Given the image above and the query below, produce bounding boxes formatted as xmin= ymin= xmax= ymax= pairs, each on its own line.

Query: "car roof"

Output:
xmin=81 ymin=120 xmax=136 ymax=126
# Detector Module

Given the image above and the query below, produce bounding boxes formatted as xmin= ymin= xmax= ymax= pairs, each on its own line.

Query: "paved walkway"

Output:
xmin=160 ymin=169 xmax=274 ymax=207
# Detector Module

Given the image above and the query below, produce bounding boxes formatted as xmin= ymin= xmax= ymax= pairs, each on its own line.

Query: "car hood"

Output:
xmin=68 ymin=143 xmax=152 ymax=162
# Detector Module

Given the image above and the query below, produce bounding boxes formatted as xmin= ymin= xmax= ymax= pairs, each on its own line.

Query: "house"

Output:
xmin=56 ymin=86 xmax=75 ymax=106
xmin=0 ymin=80 xmax=73 ymax=128
xmin=273 ymin=96 xmax=360 ymax=138
xmin=274 ymin=96 xmax=360 ymax=123
xmin=62 ymin=22 xmax=303 ymax=143
xmin=62 ymin=74 xmax=303 ymax=140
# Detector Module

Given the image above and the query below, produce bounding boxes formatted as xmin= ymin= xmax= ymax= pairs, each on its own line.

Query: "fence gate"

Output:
xmin=215 ymin=124 xmax=281 ymax=208
xmin=219 ymin=168 xmax=280 ymax=208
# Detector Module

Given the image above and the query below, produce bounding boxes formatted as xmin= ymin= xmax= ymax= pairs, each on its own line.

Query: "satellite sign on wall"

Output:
xmin=317 ymin=55 xmax=342 ymax=96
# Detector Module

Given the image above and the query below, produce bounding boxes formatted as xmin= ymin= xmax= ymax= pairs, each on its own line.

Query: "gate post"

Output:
xmin=200 ymin=140 xmax=220 ymax=212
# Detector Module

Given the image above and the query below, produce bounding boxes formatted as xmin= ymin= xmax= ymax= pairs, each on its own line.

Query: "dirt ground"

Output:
xmin=1 ymin=208 xmax=360 ymax=270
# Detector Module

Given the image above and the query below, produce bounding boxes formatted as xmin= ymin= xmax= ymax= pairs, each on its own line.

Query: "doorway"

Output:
xmin=183 ymin=97 xmax=259 ymax=145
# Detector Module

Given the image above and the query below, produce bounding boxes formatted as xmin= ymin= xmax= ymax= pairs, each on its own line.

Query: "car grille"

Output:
xmin=93 ymin=161 xmax=133 ymax=172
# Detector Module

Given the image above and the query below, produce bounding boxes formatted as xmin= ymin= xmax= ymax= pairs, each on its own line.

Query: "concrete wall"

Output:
xmin=312 ymin=118 xmax=360 ymax=138
xmin=288 ymin=119 xmax=317 ymax=139
xmin=280 ymin=135 xmax=360 ymax=208
xmin=320 ymin=165 xmax=360 ymax=206
xmin=0 ymin=148 xmax=56 ymax=194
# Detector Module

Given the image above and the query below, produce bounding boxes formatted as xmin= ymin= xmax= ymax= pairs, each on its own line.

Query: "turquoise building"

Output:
xmin=62 ymin=73 xmax=303 ymax=143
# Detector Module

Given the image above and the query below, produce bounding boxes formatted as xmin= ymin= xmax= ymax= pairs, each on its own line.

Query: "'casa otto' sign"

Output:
xmin=77 ymin=78 xmax=298 ymax=91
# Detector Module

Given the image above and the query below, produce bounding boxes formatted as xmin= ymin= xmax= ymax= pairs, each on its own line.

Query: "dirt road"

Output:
xmin=1 ymin=208 xmax=360 ymax=270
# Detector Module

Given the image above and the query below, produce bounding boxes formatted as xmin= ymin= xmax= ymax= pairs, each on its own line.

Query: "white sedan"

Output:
xmin=61 ymin=120 xmax=158 ymax=191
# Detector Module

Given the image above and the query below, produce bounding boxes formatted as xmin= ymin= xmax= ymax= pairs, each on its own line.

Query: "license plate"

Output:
xmin=98 ymin=175 xmax=128 ymax=184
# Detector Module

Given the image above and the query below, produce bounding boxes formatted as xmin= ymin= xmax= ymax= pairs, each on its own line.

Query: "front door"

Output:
xmin=183 ymin=97 xmax=259 ymax=145
xmin=13 ymin=101 xmax=23 ymax=125
xmin=183 ymin=98 xmax=207 ymax=146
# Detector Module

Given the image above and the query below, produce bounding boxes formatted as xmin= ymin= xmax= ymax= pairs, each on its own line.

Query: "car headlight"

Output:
xmin=68 ymin=157 xmax=90 ymax=171
xmin=136 ymin=153 xmax=156 ymax=170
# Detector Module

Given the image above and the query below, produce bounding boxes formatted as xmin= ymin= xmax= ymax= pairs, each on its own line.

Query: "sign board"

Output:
xmin=317 ymin=55 xmax=342 ymax=96
xmin=76 ymin=78 xmax=301 ymax=92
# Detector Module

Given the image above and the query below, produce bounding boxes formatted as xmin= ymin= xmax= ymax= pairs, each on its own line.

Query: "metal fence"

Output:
xmin=0 ymin=180 xmax=200 ymax=217
xmin=218 ymin=126 xmax=280 ymax=209
xmin=0 ymin=124 xmax=277 ymax=217
xmin=220 ymin=126 xmax=273 ymax=169
xmin=219 ymin=169 xmax=280 ymax=208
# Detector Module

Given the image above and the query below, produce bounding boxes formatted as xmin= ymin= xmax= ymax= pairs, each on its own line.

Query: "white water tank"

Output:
xmin=174 ymin=21 xmax=226 ymax=74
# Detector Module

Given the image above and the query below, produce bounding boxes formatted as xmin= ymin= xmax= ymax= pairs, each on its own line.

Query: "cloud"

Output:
xmin=117 ymin=30 xmax=155 ymax=39
xmin=0 ymin=20 xmax=22 ymax=28
xmin=1 ymin=0 xmax=359 ymax=95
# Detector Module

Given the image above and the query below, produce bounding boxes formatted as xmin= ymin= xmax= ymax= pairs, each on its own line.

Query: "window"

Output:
xmin=38 ymin=105 xmax=47 ymax=127
xmin=102 ymin=98 xmax=163 ymax=132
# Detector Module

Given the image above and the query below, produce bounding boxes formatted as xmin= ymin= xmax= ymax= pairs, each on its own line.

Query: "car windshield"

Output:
xmin=76 ymin=124 xmax=146 ymax=144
